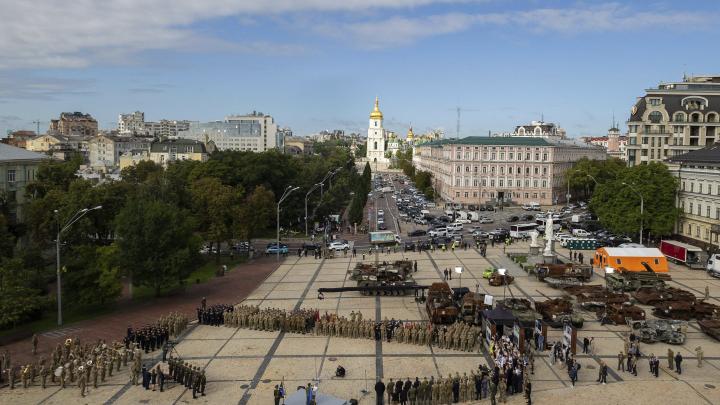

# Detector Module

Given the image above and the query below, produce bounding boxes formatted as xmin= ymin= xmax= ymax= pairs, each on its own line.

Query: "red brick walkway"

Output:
xmin=2 ymin=256 xmax=281 ymax=368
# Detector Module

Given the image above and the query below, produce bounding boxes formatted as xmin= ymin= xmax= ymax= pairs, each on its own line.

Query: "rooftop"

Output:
xmin=421 ymin=136 xmax=552 ymax=147
xmin=667 ymin=143 xmax=720 ymax=164
xmin=0 ymin=143 xmax=51 ymax=162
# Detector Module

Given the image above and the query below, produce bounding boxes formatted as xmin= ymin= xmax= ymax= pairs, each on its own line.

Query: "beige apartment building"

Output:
xmin=626 ymin=75 xmax=720 ymax=166
xmin=667 ymin=145 xmax=720 ymax=249
xmin=49 ymin=112 xmax=98 ymax=137
xmin=412 ymin=136 xmax=606 ymax=206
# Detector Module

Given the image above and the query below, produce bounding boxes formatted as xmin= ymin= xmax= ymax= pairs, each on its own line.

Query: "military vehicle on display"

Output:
xmin=653 ymin=300 xmax=720 ymax=320
xmin=598 ymin=303 xmax=646 ymax=325
xmin=317 ymin=260 xmax=424 ymax=296
xmin=632 ymin=286 xmax=696 ymax=306
xmin=488 ymin=272 xmax=514 ymax=286
xmin=572 ymin=288 xmax=630 ymax=309
xmin=459 ymin=292 xmax=489 ymax=324
xmin=562 ymin=284 xmax=604 ymax=296
xmin=605 ymin=271 xmax=670 ymax=292
xmin=497 ymin=298 xmax=541 ymax=327
xmin=535 ymin=263 xmax=593 ymax=283
xmin=698 ymin=319 xmax=720 ymax=341
xmin=426 ymin=282 xmax=460 ymax=324
xmin=534 ymin=295 xmax=584 ymax=328
xmin=628 ymin=319 xmax=687 ymax=344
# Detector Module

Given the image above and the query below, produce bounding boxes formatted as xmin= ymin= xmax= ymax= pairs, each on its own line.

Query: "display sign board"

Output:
xmin=484 ymin=295 xmax=494 ymax=306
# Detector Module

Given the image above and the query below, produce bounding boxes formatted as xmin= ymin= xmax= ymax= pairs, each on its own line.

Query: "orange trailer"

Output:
xmin=592 ymin=247 xmax=669 ymax=273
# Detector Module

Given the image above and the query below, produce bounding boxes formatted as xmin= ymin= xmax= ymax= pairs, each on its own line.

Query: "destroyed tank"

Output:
xmin=628 ymin=319 xmax=687 ymax=344
xmin=535 ymin=263 xmax=593 ymax=282
xmin=698 ymin=319 xmax=720 ymax=341
xmin=632 ymin=286 xmax=696 ymax=306
xmin=653 ymin=300 xmax=720 ymax=321
xmin=534 ymin=297 xmax=584 ymax=328
xmin=562 ymin=284 xmax=604 ymax=296
xmin=605 ymin=271 xmax=670 ymax=292
xmin=459 ymin=292 xmax=488 ymax=324
xmin=426 ymin=282 xmax=460 ymax=324
xmin=597 ymin=303 xmax=645 ymax=325
xmin=488 ymin=273 xmax=514 ymax=287
xmin=497 ymin=298 xmax=541 ymax=327
xmin=348 ymin=260 xmax=417 ymax=295
xmin=574 ymin=289 xmax=630 ymax=309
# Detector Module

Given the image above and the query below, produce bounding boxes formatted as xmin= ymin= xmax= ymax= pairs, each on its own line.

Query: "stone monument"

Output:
xmin=528 ymin=230 xmax=540 ymax=255
xmin=543 ymin=211 xmax=557 ymax=263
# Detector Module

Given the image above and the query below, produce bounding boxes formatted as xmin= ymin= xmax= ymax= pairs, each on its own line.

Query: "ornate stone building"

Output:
xmin=626 ymin=75 xmax=720 ymax=166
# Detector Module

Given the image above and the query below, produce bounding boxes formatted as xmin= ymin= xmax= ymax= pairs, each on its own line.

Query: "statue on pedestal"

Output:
xmin=544 ymin=212 xmax=554 ymax=257
xmin=529 ymin=230 xmax=539 ymax=247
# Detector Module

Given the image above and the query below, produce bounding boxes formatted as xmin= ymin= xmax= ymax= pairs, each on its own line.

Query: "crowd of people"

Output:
xmin=197 ymin=303 xmax=233 ymax=326
xmin=223 ymin=304 xmax=319 ymax=334
xmin=0 ymin=312 xmax=189 ymax=397
xmin=488 ymin=334 xmax=533 ymax=403
xmin=375 ymin=371 xmax=491 ymax=405
xmin=167 ymin=357 xmax=207 ymax=398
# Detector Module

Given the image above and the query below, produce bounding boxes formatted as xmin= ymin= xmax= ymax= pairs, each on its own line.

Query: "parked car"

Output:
xmin=328 ymin=240 xmax=350 ymax=251
xmin=302 ymin=242 xmax=320 ymax=252
xmin=403 ymin=242 xmax=416 ymax=251
xmin=472 ymin=230 xmax=490 ymax=238
xmin=408 ymin=229 xmax=427 ymax=237
xmin=377 ymin=223 xmax=388 ymax=230
xmin=507 ymin=216 xmax=519 ymax=223
xmin=414 ymin=217 xmax=428 ymax=225
xmin=265 ymin=243 xmax=289 ymax=254
xmin=520 ymin=214 xmax=534 ymax=221
xmin=455 ymin=218 xmax=472 ymax=224
xmin=478 ymin=218 xmax=494 ymax=224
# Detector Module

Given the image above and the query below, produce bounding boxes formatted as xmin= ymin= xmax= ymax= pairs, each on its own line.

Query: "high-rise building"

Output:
xmin=49 ymin=112 xmax=98 ymax=137
xmin=118 ymin=111 xmax=145 ymax=135
xmin=178 ymin=112 xmax=279 ymax=152
xmin=626 ymin=75 xmax=720 ymax=166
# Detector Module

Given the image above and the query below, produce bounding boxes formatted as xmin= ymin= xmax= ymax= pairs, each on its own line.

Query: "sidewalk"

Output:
xmin=1 ymin=256 xmax=281 ymax=370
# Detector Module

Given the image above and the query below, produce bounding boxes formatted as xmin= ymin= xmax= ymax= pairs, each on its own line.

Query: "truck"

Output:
xmin=707 ymin=253 xmax=720 ymax=278
xmin=659 ymin=240 xmax=708 ymax=269
xmin=381 ymin=186 xmax=393 ymax=193
xmin=468 ymin=211 xmax=480 ymax=222
xmin=369 ymin=231 xmax=401 ymax=245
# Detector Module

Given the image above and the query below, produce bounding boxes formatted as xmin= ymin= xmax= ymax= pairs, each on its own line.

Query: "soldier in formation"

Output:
xmin=168 ymin=357 xmax=207 ymax=398
xmin=198 ymin=304 xmax=233 ymax=326
xmin=224 ymin=304 xmax=318 ymax=334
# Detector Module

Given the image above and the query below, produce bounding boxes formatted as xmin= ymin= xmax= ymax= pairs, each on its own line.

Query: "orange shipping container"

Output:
xmin=592 ymin=247 xmax=669 ymax=273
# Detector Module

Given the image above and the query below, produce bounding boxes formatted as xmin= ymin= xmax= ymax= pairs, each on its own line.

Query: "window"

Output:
xmin=616 ymin=259 xmax=622 ymax=265
xmin=482 ymin=166 xmax=487 ymax=174
xmin=6 ymin=169 xmax=15 ymax=183
xmin=490 ymin=180 xmax=495 ymax=187
xmin=464 ymin=192 xmax=469 ymax=198
xmin=674 ymin=113 xmax=685 ymax=122
xmin=707 ymin=206 xmax=711 ymax=217
xmin=456 ymin=166 xmax=461 ymax=173
xmin=534 ymin=167 xmax=539 ymax=175
xmin=689 ymin=202 xmax=693 ymax=213
xmin=482 ymin=179 xmax=487 ymax=186
xmin=499 ymin=180 xmax=504 ymax=187
xmin=542 ymin=167 xmax=547 ymax=175
xmin=649 ymin=111 xmax=662 ymax=123
xmin=654 ymin=258 xmax=659 ymax=265
xmin=509 ymin=153 xmax=514 ymax=159
xmin=542 ymin=180 xmax=547 ymax=188
xmin=542 ymin=153 xmax=547 ymax=161
xmin=455 ymin=192 xmax=460 ymax=197
xmin=509 ymin=167 xmax=513 ymax=174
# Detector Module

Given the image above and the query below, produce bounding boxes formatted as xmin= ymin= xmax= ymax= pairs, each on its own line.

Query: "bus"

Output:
xmin=510 ymin=223 xmax=538 ymax=239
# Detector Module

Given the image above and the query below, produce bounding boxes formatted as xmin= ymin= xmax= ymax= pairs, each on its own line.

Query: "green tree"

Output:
xmin=121 ymin=160 xmax=163 ymax=184
xmin=191 ymin=177 xmax=242 ymax=260
xmin=0 ymin=258 xmax=46 ymax=329
xmin=115 ymin=196 xmax=200 ymax=296
xmin=64 ymin=244 xmax=122 ymax=307
xmin=237 ymin=185 xmax=275 ymax=241
xmin=590 ymin=162 xmax=679 ymax=240
xmin=566 ymin=157 xmax=626 ymax=199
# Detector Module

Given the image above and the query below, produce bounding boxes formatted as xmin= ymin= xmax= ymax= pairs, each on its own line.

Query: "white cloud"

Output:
xmin=0 ymin=0 xmax=475 ymax=69
xmin=338 ymin=3 xmax=711 ymax=48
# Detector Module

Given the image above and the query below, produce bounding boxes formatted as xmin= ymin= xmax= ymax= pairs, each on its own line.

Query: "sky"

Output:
xmin=1 ymin=0 xmax=720 ymax=138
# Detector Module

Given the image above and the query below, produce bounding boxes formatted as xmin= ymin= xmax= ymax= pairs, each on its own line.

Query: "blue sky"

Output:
xmin=1 ymin=0 xmax=719 ymax=138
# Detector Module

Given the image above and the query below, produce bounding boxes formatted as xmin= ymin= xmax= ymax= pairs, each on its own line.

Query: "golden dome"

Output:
xmin=407 ymin=126 xmax=414 ymax=139
xmin=370 ymin=96 xmax=383 ymax=120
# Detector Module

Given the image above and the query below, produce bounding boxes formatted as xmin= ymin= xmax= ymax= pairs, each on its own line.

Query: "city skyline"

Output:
xmin=2 ymin=0 xmax=720 ymax=137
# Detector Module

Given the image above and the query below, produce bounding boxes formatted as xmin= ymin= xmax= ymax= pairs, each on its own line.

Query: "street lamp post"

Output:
xmin=55 ymin=205 xmax=102 ymax=326
xmin=305 ymin=183 xmax=323 ymax=236
xmin=277 ymin=186 xmax=300 ymax=261
xmin=622 ymin=182 xmax=644 ymax=245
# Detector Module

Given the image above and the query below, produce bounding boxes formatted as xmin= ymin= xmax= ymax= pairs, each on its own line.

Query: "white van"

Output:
xmin=529 ymin=202 xmax=541 ymax=211
xmin=707 ymin=254 xmax=720 ymax=278
xmin=428 ymin=227 xmax=448 ymax=237
xmin=457 ymin=210 xmax=468 ymax=220
xmin=447 ymin=222 xmax=464 ymax=231
xmin=572 ymin=229 xmax=591 ymax=237
xmin=444 ymin=209 xmax=454 ymax=217
xmin=468 ymin=212 xmax=480 ymax=222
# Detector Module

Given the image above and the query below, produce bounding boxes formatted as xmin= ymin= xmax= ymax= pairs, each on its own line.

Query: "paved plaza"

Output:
xmin=2 ymin=241 xmax=720 ymax=404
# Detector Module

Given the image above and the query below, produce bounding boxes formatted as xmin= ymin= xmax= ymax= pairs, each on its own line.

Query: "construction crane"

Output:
xmin=448 ymin=107 xmax=481 ymax=139
xmin=32 ymin=120 xmax=42 ymax=135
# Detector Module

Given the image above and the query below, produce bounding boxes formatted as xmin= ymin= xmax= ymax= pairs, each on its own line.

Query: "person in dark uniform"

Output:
xmin=375 ymin=378 xmax=386 ymax=405
xmin=394 ymin=379 xmax=403 ymax=403
xmin=675 ymin=352 xmax=683 ymax=374
xmin=452 ymin=376 xmax=460 ymax=402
